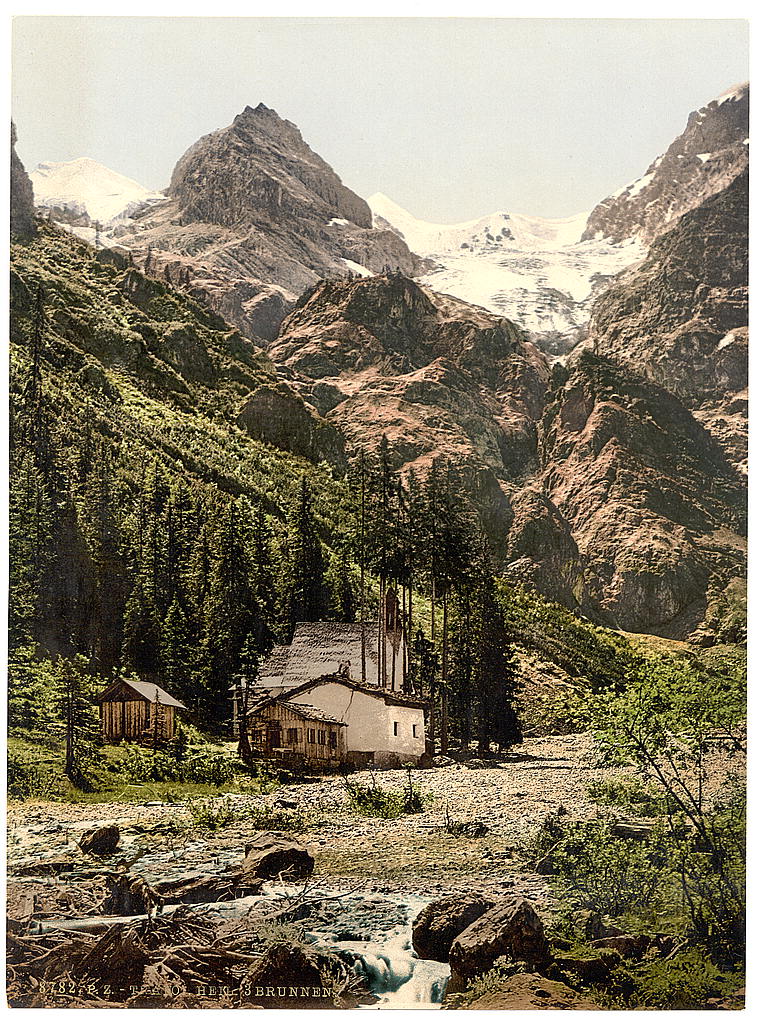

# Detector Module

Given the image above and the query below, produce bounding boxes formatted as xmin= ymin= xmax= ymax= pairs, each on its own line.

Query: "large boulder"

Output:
xmin=79 ymin=825 xmax=120 ymax=856
xmin=448 ymin=898 xmax=550 ymax=992
xmin=242 ymin=941 xmax=362 ymax=1008
xmin=241 ymin=833 xmax=314 ymax=881
xmin=412 ymin=892 xmax=495 ymax=963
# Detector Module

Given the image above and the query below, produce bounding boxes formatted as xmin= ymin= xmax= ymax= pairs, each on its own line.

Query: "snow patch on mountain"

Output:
xmin=369 ymin=193 xmax=644 ymax=354
xmin=31 ymin=157 xmax=167 ymax=224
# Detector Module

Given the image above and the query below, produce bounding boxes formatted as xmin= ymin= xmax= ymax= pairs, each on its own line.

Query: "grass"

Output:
xmin=7 ymin=735 xmax=278 ymax=805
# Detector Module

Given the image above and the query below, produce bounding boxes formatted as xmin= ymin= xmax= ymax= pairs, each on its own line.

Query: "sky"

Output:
xmin=11 ymin=17 xmax=749 ymax=222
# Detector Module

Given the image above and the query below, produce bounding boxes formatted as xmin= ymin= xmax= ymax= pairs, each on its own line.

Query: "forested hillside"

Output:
xmin=9 ymin=225 xmax=357 ymax=724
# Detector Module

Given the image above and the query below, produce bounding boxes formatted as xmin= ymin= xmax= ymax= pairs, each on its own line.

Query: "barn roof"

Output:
xmin=99 ymin=677 xmax=187 ymax=709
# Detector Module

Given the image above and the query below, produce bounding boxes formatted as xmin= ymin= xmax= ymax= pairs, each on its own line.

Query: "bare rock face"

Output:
xmin=587 ymin=171 xmax=748 ymax=473
xmin=582 ymin=83 xmax=748 ymax=244
xmin=170 ymin=103 xmax=371 ymax=230
xmin=11 ymin=122 xmax=35 ymax=239
xmin=412 ymin=892 xmax=496 ymax=963
xmin=447 ymin=898 xmax=550 ymax=993
xmin=507 ymin=353 xmax=746 ymax=635
xmin=268 ymin=271 xmax=550 ymax=535
xmin=237 ymin=381 xmax=345 ymax=470
xmin=118 ymin=104 xmax=424 ymax=342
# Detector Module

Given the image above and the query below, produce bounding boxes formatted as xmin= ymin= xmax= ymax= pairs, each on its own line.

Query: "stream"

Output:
xmin=23 ymin=877 xmax=451 ymax=1007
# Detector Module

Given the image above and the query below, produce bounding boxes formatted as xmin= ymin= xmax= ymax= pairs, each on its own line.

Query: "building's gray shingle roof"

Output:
xmin=278 ymin=621 xmax=400 ymax=689
xmin=275 ymin=701 xmax=347 ymax=726
xmin=100 ymin=677 xmax=187 ymax=709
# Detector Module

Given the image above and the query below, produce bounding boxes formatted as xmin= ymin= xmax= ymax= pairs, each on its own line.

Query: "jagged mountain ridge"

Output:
xmin=107 ymin=104 xmax=425 ymax=343
xmin=582 ymin=83 xmax=748 ymax=244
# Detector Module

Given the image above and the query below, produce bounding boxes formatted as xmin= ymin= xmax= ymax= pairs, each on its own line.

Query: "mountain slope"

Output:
xmin=30 ymin=157 xmax=167 ymax=224
xmin=268 ymin=271 xmax=549 ymax=528
xmin=582 ymin=83 xmax=748 ymax=244
xmin=11 ymin=122 xmax=36 ymax=239
xmin=506 ymin=352 xmax=746 ymax=635
xmin=587 ymin=171 xmax=748 ymax=473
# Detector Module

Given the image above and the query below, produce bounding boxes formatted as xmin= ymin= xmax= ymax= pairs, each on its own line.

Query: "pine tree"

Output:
xmin=285 ymin=476 xmax=327 ymax=630
xmin=55 ymin=655 xmax=100 ymax=788
xmin=472 ymin=547 xmax=522 ymax=751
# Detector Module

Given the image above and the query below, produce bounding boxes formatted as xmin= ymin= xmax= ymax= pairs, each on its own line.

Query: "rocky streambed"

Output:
xmin=9 ymin=733 xmax=740 ymax=1008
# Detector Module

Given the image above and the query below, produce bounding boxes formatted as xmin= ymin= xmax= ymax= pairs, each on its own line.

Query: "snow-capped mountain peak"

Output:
xmin=30 ymin=157 xmax=167 ymax=224
xmin=367 ymin=192 xmax=643 ymax=355
xmin=369 ymin=192 xmax=588 ymax=254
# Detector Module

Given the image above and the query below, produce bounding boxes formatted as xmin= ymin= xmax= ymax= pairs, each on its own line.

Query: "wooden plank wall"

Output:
xmin=250 ymin=705 xmax=346 ymax=763
xmin=101 ymin=700 xmax=175 ymax=743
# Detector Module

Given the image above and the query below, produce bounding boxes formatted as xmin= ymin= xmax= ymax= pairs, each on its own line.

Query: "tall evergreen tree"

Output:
xmin=285 ymin=476 xmax=327 ymax=630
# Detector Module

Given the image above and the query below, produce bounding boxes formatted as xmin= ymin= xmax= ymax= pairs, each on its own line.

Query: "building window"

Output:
xmin=329 ymin=731 xmax=337 ymax=749
xmin=318 ymin=730 xmax=326 ymax=745
xmin=393 ymin=721 xmax=398 ymax=736
xmin=413 ymin=723 xmax=417 ymax=737
xmin=308 ymin=728 xmax=315 ymax=744
xmin=286 ymin=728 xmax=299 ymax=744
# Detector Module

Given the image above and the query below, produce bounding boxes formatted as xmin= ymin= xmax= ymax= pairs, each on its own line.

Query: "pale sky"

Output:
xmin=11 ymin=17 xmax=749 ymax=222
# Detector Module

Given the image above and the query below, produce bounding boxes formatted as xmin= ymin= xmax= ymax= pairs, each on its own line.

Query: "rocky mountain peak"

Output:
xmin=169 ymin=102 xmax=372 ymax=230
xmin=11 ymin=121 xmax=36 ymax=239
xmin=582 ymin=83 xmax=748 ymax=244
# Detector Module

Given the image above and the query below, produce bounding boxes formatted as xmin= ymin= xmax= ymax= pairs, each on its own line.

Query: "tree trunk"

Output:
xmin=360 ymin=463 xmax=366 ymax=683
xmin=440 ymin=592 xmax=449 ymax=753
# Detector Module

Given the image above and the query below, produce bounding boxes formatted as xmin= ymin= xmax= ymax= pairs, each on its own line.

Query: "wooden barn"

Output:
xmin=98 ymin=677 xmax=186 ymax=745
xmin=248 ymin=700 xmax=348 ymax=767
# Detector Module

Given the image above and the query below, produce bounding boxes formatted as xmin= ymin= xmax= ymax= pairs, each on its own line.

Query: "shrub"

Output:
xmin=587 ymin=776 xmax=667 ymax=817
xmin=7 ymin=754 xmax=56 ymax=800
xmin=344 ymin=775 xmax=429 ymax=819
xmin=531 ymin=817 xmax=669 ymax=918
xmin=187 ymin=796 xmax=238 ymax=831
xmin=181 ymin=749 xmax=236 ymax=785
xmin=123 ymin=746 xmax=180 ymax=783
xmin=464 ymin=957 xmax=522 ymax=1001
xmin=241 ymin=804 xmax=306 ymax=832
xmin=120 ymin=743 xmax=238 ymax=785
xmin=624 ymin=948 xmax=743 ymax=1009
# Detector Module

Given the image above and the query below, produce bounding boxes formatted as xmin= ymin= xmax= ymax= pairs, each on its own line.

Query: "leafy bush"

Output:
xmin=667 ymin=792 xmax=746 ymax=961
xmin=344 ymin=775 xmax=429 ymax=819
xmin=121 ymin=743 xmax=238 ymax=785
xmin=182 ymin=748 xmax=236 ymax=785
xmin=587 ymin=776 xmax=667 ymax=817
xmin=241 ymin=805 xmax=306 ymax=832
xmin=464 ymin=957 xmax=522 ymax=1001
xmin=123 ymin=746 xmax=181 ymax=783
xmin=620 ymin=948 xmax=743 ymax=1010
xmin=187 ymin=796 xmax=239 ymax=831
xmin=531 ymin=817 xmax=669 ymax=918
xmin=7 ymin=754 xmax=56 ymax=800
